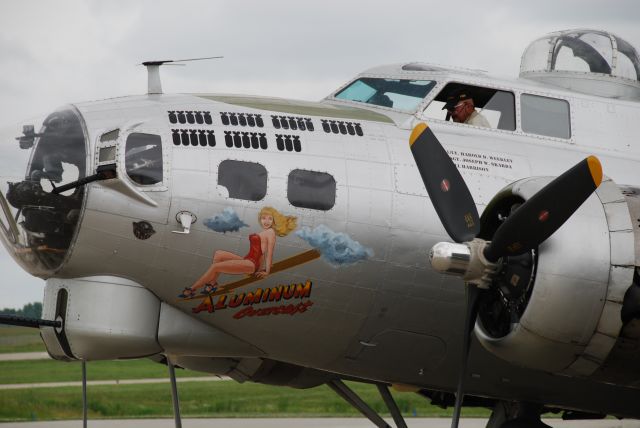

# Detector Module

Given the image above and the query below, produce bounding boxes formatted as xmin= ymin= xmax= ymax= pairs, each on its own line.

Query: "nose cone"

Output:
xmin=0 ymin=106 xmax=88 ymax=277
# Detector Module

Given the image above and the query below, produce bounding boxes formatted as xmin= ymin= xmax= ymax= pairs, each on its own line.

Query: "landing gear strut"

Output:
xmin=487 ymin=402 xmax=551 ymax=428
xmin=167 ymin=356 xmax=182 ymax=428
xmin=327 ymin=380 xmax=408 ymax=428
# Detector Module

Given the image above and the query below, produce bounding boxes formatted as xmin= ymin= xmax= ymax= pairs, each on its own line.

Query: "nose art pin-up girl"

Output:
xmin=180 ymin=207 xmax=297 ymax=297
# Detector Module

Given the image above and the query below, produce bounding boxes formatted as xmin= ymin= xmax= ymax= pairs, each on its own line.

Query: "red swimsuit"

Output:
xmin=243 ymin=233 xmax=263 ymax=272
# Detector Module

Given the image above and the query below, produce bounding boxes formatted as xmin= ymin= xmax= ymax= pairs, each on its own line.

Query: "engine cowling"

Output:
xmin=475 ymin=176 xmax=637 ymax=378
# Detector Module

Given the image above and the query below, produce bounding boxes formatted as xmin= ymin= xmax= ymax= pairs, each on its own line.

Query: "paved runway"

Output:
xmin=1 ymin=418 xmax=640 ymax=428
xmin=0 ymin=376 xmax=227 ymax=390
xmin=0 ymin=352 xmax=49 ymax=361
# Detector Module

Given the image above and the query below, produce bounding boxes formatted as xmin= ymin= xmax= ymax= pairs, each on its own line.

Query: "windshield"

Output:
xmin=335 ymin=78 xmax=436 ymax=112
xmin=0 ymin=107 xmax=87 ymax=276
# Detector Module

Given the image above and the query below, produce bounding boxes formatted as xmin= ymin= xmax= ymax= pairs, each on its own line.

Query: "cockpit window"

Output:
xmin=421 ymin=83 xmax=515 ymax=131
xmin=521 ymin=94 xmax=571 ymax=139
xmin=125 ymin=133 xmax=163 ymax=186
xmin=334 ymin=78 xmax=436 ymax=112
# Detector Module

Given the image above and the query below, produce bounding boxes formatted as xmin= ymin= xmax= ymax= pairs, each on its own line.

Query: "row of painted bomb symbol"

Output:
xmin=271 ymin=115 xmax=314 ymax=132
xmin=275 ymin=134 xmax=302 ymax=152
xmin=220 ymin=112 xmax=265 ymax=128
xmin=321 ymin=120 xmax=363 ymax=136
xmin=172 ymin=129 xmax=217 ymax=147
xmin=168 ymin=111 xmax=213 ymax=125
xmin=224 ymin=131 xmax=268 ymax=150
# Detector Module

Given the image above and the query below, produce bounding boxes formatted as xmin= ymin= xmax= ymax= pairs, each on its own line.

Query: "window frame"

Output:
xmin=286 ymin=168 xmax=337 ymax=212
xmin=330 ymin=74 xmax=438 ymax=113
xmin=420 ymin=81 xmax=517 ymax=132
xmin=519 ymin=92 xmax=572 ymax=140
xmin=122 ymin=131 xmax=166 ymax=188
xmin=414 ymin=79 xmax=575 ymax=143
xmin=118 ymin=128 xmax=169 ymax=191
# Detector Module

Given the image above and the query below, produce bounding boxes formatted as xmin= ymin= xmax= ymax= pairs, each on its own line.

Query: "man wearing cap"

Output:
xmin=443 ymin=89 xmax=491 ymax=128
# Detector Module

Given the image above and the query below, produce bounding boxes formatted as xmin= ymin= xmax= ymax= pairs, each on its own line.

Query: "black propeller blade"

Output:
xmin=410 ymin=123 xmax=480 ymax=243
xmin=409 ymin=122 xmax=604 ymax=428
xmin=483 ymin=156 xmax=602 ymax=262
xmin=450 ymin=285 xmax=481 ymax=428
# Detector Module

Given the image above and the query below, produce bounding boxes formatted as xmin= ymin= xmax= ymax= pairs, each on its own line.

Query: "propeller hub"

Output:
xmin=429 ymin=242 xmax=471 ymax=276
xmin=430 ymin=239 xmax=498 ymax=288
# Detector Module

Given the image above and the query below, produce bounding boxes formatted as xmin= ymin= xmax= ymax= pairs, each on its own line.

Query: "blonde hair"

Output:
xmin=259 ymin=206 xmax=297 ymax=237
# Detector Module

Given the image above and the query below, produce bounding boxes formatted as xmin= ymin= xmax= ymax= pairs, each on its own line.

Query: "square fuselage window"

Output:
xmin=218 ymin=160 xmax=267 ymax=201
xmin=287 ymin=169 xmax=336 ymax=211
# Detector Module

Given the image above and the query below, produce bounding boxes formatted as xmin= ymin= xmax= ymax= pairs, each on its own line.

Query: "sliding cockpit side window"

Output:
xmin=421 ymin=83 xmax=516 ymax=131
xmin=521 ymin=94 xmax=571 ymax=139
xmin=125 ymin=133 xmax=163 ymax=185
xmin=335 ymin=78 xmax=437 ymax=112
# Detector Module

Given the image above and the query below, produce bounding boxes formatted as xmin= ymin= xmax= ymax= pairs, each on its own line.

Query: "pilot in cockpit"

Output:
xmin=443 ymin=89 xmax=490 ymax=128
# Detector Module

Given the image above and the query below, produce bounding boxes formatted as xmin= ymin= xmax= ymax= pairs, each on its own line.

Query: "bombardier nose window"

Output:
xmin=0 ymin=106 xmax=88 ymax=274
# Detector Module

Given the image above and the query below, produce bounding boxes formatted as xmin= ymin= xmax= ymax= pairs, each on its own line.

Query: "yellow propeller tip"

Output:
xmin=409 ymin=123 xmax=428 ymax=147
xmin=586 ymin=156 xmax=603 ymax=187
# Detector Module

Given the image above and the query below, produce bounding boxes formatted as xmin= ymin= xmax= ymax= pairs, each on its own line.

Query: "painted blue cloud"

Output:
xmin=295 ymin=225 xmax=373 ymax=266
xmin=203 ymin=207 xmax=248 ymax=233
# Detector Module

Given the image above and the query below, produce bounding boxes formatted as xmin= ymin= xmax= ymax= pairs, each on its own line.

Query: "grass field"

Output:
xmin=0 ymin=326 xmax=491 ymax=422
xmin=0 ymin=380 xmax=492 ymax=421
xmin=0 ymin=359 xmax=207 ymax=384
xmin=0 ymin=326 xmax=45 ymax=353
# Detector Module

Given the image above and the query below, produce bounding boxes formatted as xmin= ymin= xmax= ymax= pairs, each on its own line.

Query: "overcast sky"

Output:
xmin=1 ymin=0 xmax=639 ymax=309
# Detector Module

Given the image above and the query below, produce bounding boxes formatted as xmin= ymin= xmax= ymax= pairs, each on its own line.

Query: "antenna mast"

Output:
xmin=141 ymin=56 xmax=223 ymax=95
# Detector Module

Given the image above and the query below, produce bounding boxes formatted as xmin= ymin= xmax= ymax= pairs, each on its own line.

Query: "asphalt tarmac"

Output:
xmin=2 ymin=419 xmax=640 ymax=428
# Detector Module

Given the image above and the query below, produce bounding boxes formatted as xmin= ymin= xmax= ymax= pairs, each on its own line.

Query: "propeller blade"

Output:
xmin=410 ymin=123 xmax=480 ymax=243
xmin=451 ymin=285 xmax=481 ymax=428
xmin=483 ymin=156 xmax=602 ymax=262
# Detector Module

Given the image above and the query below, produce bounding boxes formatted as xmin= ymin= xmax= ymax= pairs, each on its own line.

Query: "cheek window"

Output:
xmin=125 ymin=133 xmax=163 ymax=185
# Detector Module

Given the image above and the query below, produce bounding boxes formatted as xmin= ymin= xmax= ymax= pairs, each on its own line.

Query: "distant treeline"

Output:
xmin=0 ymin=302 xmax=42 ymax=319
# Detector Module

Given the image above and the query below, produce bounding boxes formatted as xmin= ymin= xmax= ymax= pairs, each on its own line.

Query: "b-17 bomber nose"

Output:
xmin=0 ymin=106 xmax=88 ymax=277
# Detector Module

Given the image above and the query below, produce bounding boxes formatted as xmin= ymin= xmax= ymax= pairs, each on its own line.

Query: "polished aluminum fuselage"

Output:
xmin=27 ymin=67 xmax=640 ymax=416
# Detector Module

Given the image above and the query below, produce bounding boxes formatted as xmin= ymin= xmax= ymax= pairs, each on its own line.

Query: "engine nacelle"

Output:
xmin=475 ymin=177 xmax=637 ymax=377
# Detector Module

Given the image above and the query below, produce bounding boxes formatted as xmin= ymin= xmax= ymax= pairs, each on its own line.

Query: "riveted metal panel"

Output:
xmin=597 ymin=178 xmax=626 ymax=204
xmin=608 ymin=265 xmax=635 ymax=303
xmin=565 ymin=355 xmax=601 ymax=376
xmin=158 ymin=303 xmax=263 ymax=357
xmin=476 ymin=322 xmax=582 ymax=372
xmin=582 ymin=332 xmax=616 ymax=363
xmin=595 ymin=301 xmax=624 ymax=338
xmin=622 ymin=190 xmax=640 ymax=266
xmin=45 ymin=276 xmax=162 ymax=361
xmin=610 ymin=230 xmax=636 ymax=266
xmin=603 ymin=201 xmax=633 ymax=231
